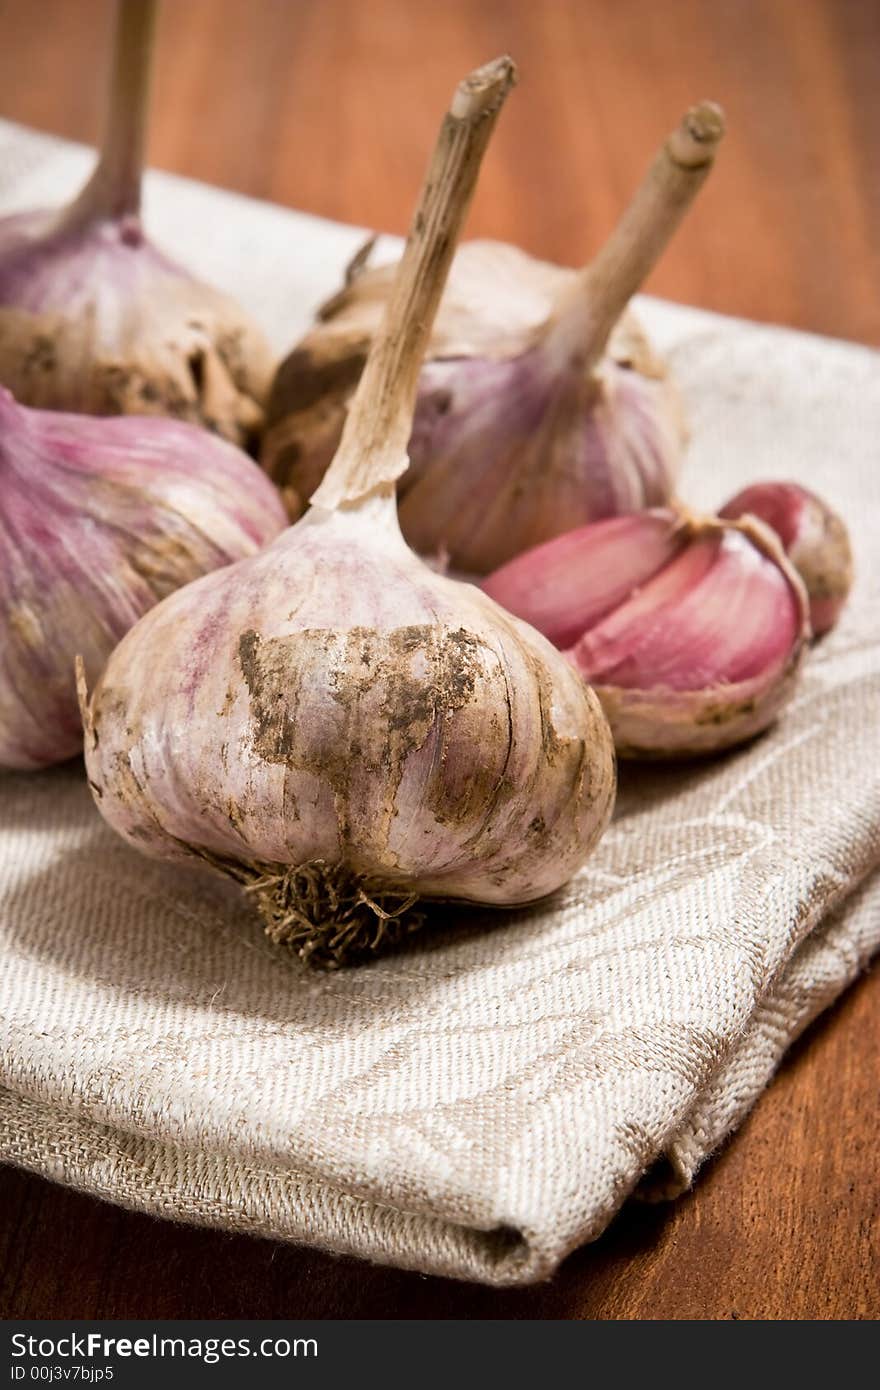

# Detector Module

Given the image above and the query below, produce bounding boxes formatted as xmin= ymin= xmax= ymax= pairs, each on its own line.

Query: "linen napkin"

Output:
xmin=0 ymin=120 xmax=878 ymax=1285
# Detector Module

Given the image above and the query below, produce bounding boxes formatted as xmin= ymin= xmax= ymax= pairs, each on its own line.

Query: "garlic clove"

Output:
xmin=482 ymin=510 xmax=683 ymax=648
xmin=0 ymin=1 xmax=274 ymax=449
xmin=719 ymin=481 xmax=853 ymax=636
xmin=82 ymin=59 xmax=617 ymax=967
xmin=0 ymin=387 xmax=287 ymax=771
xmin=483 ymin=508 xmax=810 ymax=758
xmin=263 ymin=103 xmax=724 ymax=570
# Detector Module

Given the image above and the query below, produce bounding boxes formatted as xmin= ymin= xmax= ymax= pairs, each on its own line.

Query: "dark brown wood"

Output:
xmin=0 ymin=0 xmax=877 ymax=1320
xmin=1 ymin=0 xmax=877 ymax=344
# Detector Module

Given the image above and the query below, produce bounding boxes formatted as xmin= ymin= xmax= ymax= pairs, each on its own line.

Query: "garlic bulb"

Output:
xmin=0 ymin=388 xmax=287 ymax=771
xmin=483 ymin=508 xmax=810 ymax=758
xmin=263 ymin=101 xmax=725 ymax=572
xmin=81 ymin=59 xmax=616 ymax=968
xmin=0 ymin=0 xmax=273 ymax=448
xmin=719 ymin=481 xmax=852 ymax=636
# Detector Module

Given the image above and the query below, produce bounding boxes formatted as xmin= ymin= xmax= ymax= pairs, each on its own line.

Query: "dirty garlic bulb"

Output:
xmin=719 ymin=481 xmax=853 ymax=636
xmin=483 ymin=507 xmax=810 ymax=758
xmin=0 ymin=0 xmax=273 ymax=447
xmin=81 ymin=59 xmax=616 ymax=968
xmin=263 ymin=101 xmax=725 ymax=573
xmin=0 ymin=388 xmax=287 ymax=770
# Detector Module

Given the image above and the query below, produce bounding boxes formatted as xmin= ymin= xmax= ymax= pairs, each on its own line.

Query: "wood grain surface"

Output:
xmin=0 ymin=0 xmax=878 ymax=1320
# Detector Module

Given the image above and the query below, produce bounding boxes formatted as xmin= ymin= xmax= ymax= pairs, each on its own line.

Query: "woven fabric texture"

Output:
xmin=1 ymin=121 xmax=878 ymax=1285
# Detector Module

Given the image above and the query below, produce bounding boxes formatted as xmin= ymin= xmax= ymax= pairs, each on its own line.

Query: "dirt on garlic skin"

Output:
xmin=0 ymin=309 xmax=270 ymax=451
xmin=0 ymin=217 xmax=275 ymax=452
xmin=263 ymin=340 xmax=681 ymax=574
xmin=81 ymin=507 xmax=616 ymax=927
xmin=260 ymin=233 xmax=681 ymax=561
xmin=261 ymin=337 xmax=369 ymax=511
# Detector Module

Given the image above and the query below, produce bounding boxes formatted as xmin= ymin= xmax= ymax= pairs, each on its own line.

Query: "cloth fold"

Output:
xmin=1 ymin=121 xmax=878 ymax=1285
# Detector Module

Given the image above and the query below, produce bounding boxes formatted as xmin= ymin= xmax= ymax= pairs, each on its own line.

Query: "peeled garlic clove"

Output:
xmin=719 ymin=481 xmax=853 ymax=636
xmin=484 ymin=508 xmax=810 ymax=758
xmin=82 ymin=60 xmax=617 ymax=967
xmin=0 ymin=1 xmax=273 ymax=448
xmin=263 ymin=102 xmax=725 ymax=571
xmin=0 ymin=388 xmax=287 ymax=771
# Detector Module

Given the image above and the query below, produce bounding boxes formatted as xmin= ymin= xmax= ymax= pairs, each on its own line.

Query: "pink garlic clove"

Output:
xmin=719 ymin=481 xmax=853 ymax=636
xmin=0 ymin=1 xmax=274 ymax=447
xmin=482 ymin=510 xmax=683 ymax=648
xmin=263 ymin=103 xmax=725 ymax=571
xmin=483 ymin=508 xmax=810 ymax=758
xmin=0 ymin=388 xmax=287 ymax=770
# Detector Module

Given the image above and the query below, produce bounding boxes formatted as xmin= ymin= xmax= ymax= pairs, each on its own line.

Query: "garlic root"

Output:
xmin=223 ymin=856 xmax=423 ymax=970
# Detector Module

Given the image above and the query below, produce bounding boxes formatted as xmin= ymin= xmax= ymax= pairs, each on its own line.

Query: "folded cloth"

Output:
xmin=0 ymin=121 xmax=878 ymax=1286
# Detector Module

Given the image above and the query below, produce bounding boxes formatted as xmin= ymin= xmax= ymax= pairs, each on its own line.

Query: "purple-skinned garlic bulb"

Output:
xmin=262 ymin=101 xmax=725 ymax=572
xmin=0 ymin=0 xmax=273 ymax=448
xmin=0 ymin=388 xmax=286 ymax=770
xmin=483 ymin=507 xmax=810 ymax=758
xmin=80 ymin=60 xmax=616 ymax=968
xmin=719 ymin=482 xmax=853 ymax=636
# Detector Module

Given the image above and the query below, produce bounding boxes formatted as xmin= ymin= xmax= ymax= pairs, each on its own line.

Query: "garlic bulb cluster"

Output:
xmin=81 ymin=59 xmax=616 ymax=968
xmin=0 ymin=389 xmax=286 ymax=770
xmin=483 ymin=508 xmax=810 ymax=757
xmin=0 ymin=0 xmax=273 ymax=448
xmin=263 ymin=101 xmax=725 ymax=573
xmin=719 ymin=481 xmax=852 ymax=636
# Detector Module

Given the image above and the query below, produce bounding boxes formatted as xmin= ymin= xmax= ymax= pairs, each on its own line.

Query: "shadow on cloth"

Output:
xmin=0 ymin=766 xmax=617 ymax=1037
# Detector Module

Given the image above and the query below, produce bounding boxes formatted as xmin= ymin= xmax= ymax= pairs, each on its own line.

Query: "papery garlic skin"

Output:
xmin=0 ymin=209 xmax=275 ymax=449
xmin=81 ymin=499 xmax=616 ymax=911
xmin=719 ymin=481 xmax=853 ymax=636
xmin=400 ymin=342 xmax=681 ymax=573
xmin=483 ymin=509 xmax=810 ymax=758
xmin=0 ymin=389 xmax=287 ymax=770
xmin=264 ymin=96 xmax=725 ymax=570
xmin=263 ymin=239 xmax=683 ymax=569
xmin=0 ymin=0 xmax=274 ymax=448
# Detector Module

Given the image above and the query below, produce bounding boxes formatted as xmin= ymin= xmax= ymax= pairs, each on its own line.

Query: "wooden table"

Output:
xmin=0 ymin=0 xmax=877 ymax=1320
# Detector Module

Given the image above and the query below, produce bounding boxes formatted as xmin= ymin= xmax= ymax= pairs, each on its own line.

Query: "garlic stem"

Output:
xmin=546 ymin=101 xmax=725 ymax=372
xmin=65 ymin=0 xmax=159 ymax=228
xmin=311 ymin=56 xmax=518 ymax=512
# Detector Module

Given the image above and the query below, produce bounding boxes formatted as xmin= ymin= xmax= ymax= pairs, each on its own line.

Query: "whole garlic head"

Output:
xmin=263 ymin=103 xmax=725 ymax=571
xmin=0 ymin=0 xmax=273 ymax=448
xmin=81 ymin=500 xmax=615 ymax=942
xmin=80 ymin=58 xmax=617 ymax=967
xmin=0 ymin=388 xmax=287 ymax=770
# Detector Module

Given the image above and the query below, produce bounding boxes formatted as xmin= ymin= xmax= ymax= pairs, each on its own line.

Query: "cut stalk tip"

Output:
xmin=451 ymin=56 xmax=518 ymax=119
xmin=670 ymin=101 xmax=726 ymax=167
